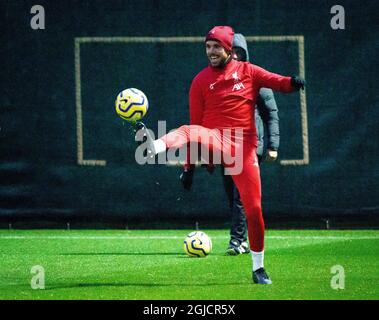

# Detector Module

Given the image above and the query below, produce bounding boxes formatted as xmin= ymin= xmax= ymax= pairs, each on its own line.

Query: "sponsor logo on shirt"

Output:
xmin=232 ymin=82 xmax=245 ymax=91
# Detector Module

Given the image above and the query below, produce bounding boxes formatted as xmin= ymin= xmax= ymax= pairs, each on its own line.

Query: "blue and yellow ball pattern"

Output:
xmin=183 ymin=231 xmax=212 ymax=257
xmin=115 ymin=88 xmax=148 ymax=122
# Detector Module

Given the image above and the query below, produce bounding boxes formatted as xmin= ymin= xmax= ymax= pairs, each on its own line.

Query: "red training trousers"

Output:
xmin=160 ymin=125 xmax=264 ymax=252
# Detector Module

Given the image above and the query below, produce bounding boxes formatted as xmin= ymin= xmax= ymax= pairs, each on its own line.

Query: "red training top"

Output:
xmin=189 ymin=59 xmax=294 ymax=138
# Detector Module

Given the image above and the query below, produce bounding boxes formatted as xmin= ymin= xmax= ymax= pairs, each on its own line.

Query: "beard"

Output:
xmin=208 ymin=54 xmax=232 ymax=68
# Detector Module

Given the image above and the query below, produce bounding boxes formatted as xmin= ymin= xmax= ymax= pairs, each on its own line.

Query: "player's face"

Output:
xmin=206 ymin=40 xmax=230 ymax=67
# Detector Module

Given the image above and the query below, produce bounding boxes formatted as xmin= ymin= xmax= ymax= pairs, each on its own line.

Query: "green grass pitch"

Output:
xmin=0 ymin=229 xmax=378 ymax=300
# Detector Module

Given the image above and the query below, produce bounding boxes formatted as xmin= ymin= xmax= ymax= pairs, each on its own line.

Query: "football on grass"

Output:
xmin=183 ymin=231 xmax=212 ymax=257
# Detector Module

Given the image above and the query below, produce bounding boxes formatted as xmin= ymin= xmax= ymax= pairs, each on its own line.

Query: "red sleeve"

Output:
xmin=252 ymin=65 xmax=294 ymax=93
xmin=189 ymin=77 xmax=204 ymax=125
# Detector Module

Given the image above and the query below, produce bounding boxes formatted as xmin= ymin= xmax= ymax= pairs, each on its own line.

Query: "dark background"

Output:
xmin=1 ymin=0 xmax=379 ymax=228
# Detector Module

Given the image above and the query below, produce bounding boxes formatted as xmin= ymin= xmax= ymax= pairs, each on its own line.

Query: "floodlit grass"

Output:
xmin=0 ymin=229 xmax=378 ymax=300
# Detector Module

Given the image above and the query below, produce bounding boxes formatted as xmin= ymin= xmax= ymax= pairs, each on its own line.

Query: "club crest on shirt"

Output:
xmin=232 ymin=72 xmax=240 ymax=82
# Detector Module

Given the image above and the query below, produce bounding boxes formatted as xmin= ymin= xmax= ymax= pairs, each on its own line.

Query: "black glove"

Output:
xmin=291 ymin=76 xmax=306 ymax=90
xmin=180 ymin=166 xmax=195 ymax=190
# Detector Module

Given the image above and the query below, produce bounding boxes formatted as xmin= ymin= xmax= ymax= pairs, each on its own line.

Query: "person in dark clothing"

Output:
xmin=224 ymin=33 xmax=280 ymax=255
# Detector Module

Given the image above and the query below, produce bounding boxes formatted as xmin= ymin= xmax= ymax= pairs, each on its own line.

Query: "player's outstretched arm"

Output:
xmin=253 ymin=65 xmax=306 ymax=93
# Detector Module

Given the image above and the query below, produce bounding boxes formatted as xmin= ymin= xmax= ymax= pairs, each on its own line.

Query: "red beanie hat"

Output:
xmin=205 ymin=26 xmax=234 ymax=52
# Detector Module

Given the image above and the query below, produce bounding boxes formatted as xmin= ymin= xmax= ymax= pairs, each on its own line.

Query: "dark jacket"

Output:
xmin=232 ymin=34 xmax=280 ymax=156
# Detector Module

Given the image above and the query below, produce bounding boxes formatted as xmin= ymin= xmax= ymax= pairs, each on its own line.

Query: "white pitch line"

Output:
xmin=267 ymin=235 xmax=379 ymax=240
xmin=0 ymin=235 xmax=378 ymax=240
xmin=0 ymin=235 xmax=184 ymax=240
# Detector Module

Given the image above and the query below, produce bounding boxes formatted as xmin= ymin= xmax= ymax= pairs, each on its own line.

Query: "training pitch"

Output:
xmin=0 ymin=229 xmax=378 ymax=300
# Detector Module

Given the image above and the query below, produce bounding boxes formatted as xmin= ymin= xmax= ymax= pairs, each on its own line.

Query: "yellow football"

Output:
xmin=115 ymin=88 xmax=148 ymax=122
